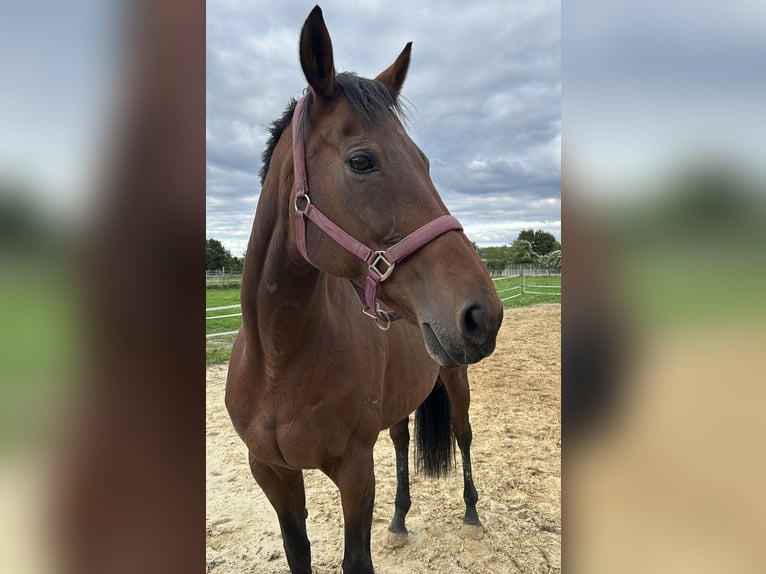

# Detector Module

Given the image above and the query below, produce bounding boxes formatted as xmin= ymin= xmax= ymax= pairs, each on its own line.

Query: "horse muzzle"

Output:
xmin=419 ymin=301 xmax=502 ymax=367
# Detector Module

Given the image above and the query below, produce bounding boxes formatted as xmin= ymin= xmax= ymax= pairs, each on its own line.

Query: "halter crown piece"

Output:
xmin=291 ymin=94 xmax=463 ymax=330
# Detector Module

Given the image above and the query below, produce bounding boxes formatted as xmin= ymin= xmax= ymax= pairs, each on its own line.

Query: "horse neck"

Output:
xmin=240 ymin=172 xmax=326 ymax=346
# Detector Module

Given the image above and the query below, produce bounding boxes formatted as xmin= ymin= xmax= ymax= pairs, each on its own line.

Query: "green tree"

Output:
xmin=536 ymin=249 xmax=561 ymax=272
xmin=531 ymin=230 xmax=561 ymax=256
xmin=516 ymin=229 xmax=560 ymax=256
xmin=518 ymin=229 xmax=535 ymax=244
xmin=479 ymin=245 xmax=511 ymax=271
xmin=508 ymin=239 xmax=535 ymax=264
xmin=206 ymin=238 xmax=233 ymax=270
xmin=228 ymin=256 xmax=244 ymax=272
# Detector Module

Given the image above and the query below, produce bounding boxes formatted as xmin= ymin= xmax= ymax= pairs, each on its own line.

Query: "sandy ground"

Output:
xmin=206 ymin=304 xmax=560 ymax=574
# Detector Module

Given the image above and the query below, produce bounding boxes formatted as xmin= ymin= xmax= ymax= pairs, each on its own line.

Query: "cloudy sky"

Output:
xmin=207 ymin=0 xmax=560 ymax=255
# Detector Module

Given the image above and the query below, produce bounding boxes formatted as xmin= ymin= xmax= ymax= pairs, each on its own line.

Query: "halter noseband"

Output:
xmin=291 ymin=94 xmax=463 ymax=330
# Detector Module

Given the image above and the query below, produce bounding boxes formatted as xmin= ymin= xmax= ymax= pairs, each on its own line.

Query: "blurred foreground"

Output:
xmin=564 ymin=166 xmax=766 ymax=573
xmin=1 ymin=1 xmax=204 ymax=573
xmin=564 ymin=1 xmax=766 ymax=571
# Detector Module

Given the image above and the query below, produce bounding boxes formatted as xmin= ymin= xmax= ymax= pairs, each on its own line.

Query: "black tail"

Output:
xmin=414 ymin=377 xmax=455 ymax=478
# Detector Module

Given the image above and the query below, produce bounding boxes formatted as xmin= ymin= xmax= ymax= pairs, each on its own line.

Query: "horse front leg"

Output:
xmin=386 ymin=417 xmax=411 ymax=548
xmin=249 ymin=455 xmax=312 ymax=574
xmin=327 ymin=446 xmax=376 ymax=574
xmin=440 ymin=366 xmax=484 ymax=539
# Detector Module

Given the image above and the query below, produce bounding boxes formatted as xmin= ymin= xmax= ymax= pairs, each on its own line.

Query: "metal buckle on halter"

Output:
xmin=294 ymin=193 xmax=311 ymax=213
xmin=369 ymin=251 xmax=395 ymax=281
xmin=362 ymin=303 xmax=392 ymax=331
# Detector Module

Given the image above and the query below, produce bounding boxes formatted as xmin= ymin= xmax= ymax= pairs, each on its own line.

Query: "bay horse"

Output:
xmin=225 ymin=6 xmax=503 ymax=573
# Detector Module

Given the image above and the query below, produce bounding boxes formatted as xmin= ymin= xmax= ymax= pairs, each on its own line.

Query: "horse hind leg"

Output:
xmin=454 ymin=420 xmax=484 ymax=540
xmin=440 ymin=366 xmax=485 ymax=540
xmin=386 ymin=417 xmax=411 ymax=548
xmin=249 ymin=455 xmax=311 ymax=574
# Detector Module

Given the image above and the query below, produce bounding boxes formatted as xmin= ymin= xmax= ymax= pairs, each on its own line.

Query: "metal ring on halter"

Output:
xmin=295 ymin=193 xmax=311 ymax=213
xmin=362 ymin=304 xmax=392 ymax=331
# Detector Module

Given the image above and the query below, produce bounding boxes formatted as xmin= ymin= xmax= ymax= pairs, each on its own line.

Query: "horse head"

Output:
xmin=290 ymin=6 xmax=503 ymax=366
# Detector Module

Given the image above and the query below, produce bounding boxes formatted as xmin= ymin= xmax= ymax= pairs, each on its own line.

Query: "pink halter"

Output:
xmin=291 ymin=94 xmax=463 ymax=330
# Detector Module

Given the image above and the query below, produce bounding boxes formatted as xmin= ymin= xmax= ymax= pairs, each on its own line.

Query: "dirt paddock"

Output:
xmin=206 ymin=304 xmax=560 ymax=574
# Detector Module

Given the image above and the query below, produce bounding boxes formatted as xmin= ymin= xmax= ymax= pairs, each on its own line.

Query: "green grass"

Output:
xmin=493 ymin=275 xmax=561 ymax=308
xmin=206 ymin=287 xmax=242 ymax=365
xmin=206 ymin=287 xmax=241 ymax=308
xmin=205 ymin=277 xmax=561 ymax=365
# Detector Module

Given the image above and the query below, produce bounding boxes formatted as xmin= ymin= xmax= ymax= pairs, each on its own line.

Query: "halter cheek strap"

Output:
xmin=291 ymin=94 xmax=463 ymax=330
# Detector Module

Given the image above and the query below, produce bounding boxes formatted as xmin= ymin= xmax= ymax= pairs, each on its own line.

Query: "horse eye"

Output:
xmin=347 ymin=154 xmax=376 ymax=174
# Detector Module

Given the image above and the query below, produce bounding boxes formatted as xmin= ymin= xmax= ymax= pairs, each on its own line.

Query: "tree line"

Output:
xmin=206 ymin=238 xmax=244 ymax=272
xmin=206 ymin=229 xmax=561 ymax=274
xmin=475 ymin=229 xmax=561 ymax=273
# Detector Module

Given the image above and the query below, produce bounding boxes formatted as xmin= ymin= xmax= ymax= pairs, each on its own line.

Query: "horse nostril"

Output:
xmin=461 ymin=304 xmax=486 ymax=343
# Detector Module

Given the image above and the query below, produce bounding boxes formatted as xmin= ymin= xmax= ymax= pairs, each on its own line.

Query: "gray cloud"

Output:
xmin=207 ymin=1 xmax=560 ymax=255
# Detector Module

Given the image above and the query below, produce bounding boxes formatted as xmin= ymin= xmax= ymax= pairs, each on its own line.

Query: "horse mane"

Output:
xmin=259 ymin=73 xmax=407 ymax=186
xmin=259 ymin=99 xmax=298 ymax=185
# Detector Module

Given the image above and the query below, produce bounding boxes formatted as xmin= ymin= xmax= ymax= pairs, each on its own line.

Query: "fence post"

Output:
xmin=521 ymin=269 xmax=525 ymax=297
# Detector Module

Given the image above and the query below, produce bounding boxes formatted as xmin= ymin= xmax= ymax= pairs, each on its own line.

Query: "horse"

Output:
xmin=225 ymin=6 xmax=503 ymax=573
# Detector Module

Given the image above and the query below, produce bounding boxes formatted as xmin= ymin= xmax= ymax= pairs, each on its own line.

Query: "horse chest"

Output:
xmin=245 ymin=369 xmax=381 ymax=469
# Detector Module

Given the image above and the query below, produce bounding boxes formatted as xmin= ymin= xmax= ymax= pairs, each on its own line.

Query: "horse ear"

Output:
xmin=299 ymin=6 xmax=336 ymax=99
xmin=375 ymin=42 xmax=412 ymax=98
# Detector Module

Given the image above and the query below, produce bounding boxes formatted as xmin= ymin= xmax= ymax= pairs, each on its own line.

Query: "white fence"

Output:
xmin=492 ymin=273 xmax=561 ymax=302
xmin=206 ymin=304 xmax=241 ymax=338
xmin=206 ymin=269 xmax=243 ymax=287
xmin=207 ymin=273 xmax=561 ymax=338
xmin=490 ymin=265 xmax=561 ymax=278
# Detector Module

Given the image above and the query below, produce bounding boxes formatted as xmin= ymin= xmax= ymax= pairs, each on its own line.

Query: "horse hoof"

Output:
xmin=385 ymin=530 xmax=408 ymax=548
xmin=460 ymin=523 xmax=484 ymax=540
